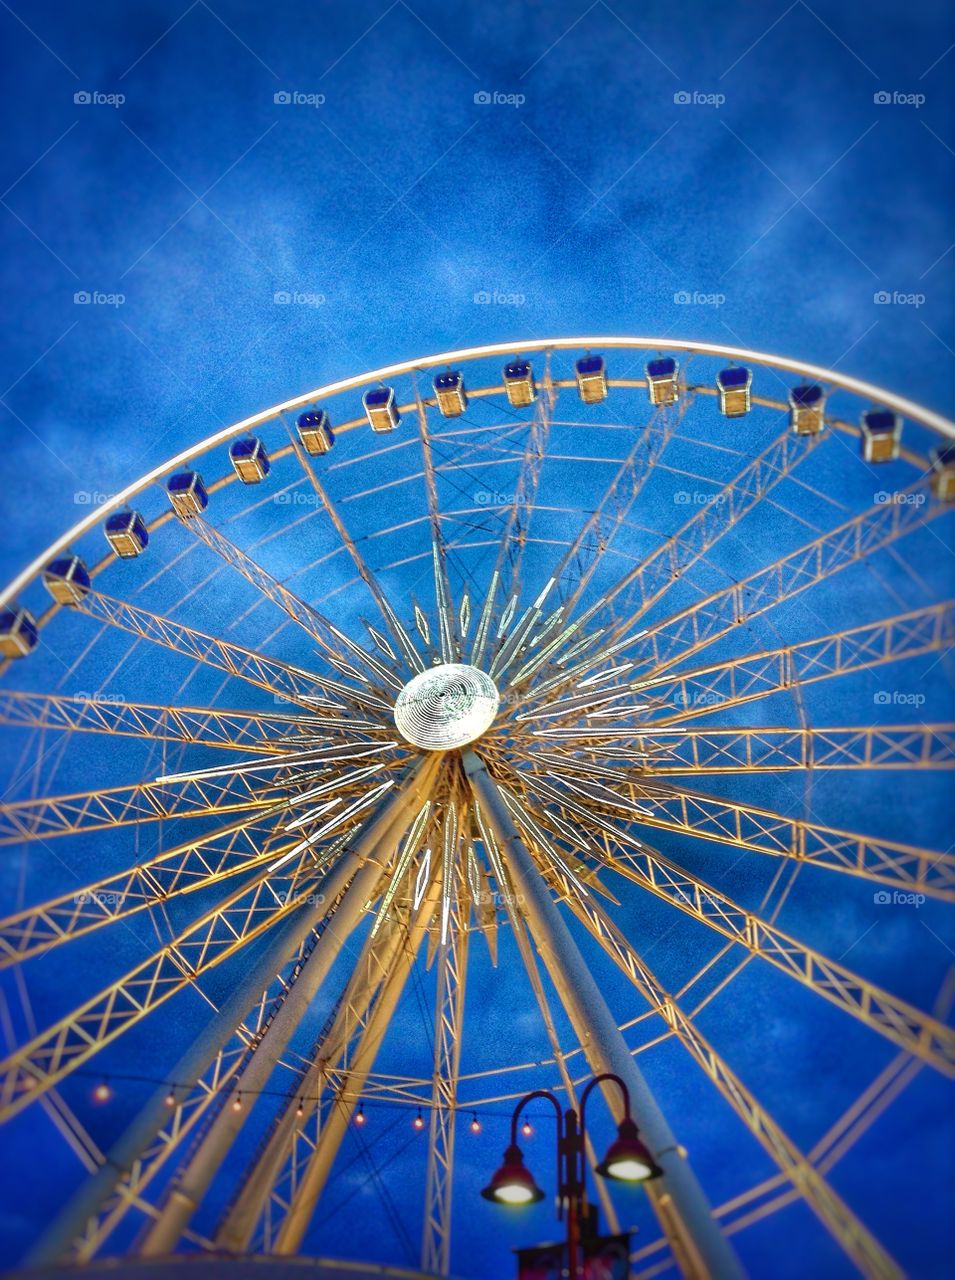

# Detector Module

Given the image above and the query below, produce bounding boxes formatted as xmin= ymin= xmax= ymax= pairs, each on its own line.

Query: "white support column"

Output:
xmin=139 ymin=755 xmax=440 ymax=1257
xmin=463 ymin=749 xmax=744 ymax=1280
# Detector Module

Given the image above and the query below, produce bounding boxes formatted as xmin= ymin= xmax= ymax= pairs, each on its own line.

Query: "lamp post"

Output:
xmin=481 ymin=1072 xmax=661 ymax=1280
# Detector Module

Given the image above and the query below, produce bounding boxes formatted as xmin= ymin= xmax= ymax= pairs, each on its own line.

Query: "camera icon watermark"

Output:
xmin=874 ymin=491 xmax=926 ymax=506
xmin=74 ymin=90 xmax=125 ymax=108
xmin=873 ymin=90 xmax=925 ymax=108
xmin=873 ymin=689 xmax=926 ymax=708
xmin=274 ymin=90 xmax=325 ymax=107
xmin=673 ymin=290 xmax=725 ymax=307
xmin=74 ymin=290 xmax=125 ymax=307
xmin=473 ymin=90 xmax=525 ymax=107
xmin=674 ymin=90 xmax=725 ymax=108
xmin=873 ymin=291 xmax=925 ymax=307
xmin=274 ymin=290 xmax=325 ymax=306
xmin=873 ymin=889 xmax=925 ymax=907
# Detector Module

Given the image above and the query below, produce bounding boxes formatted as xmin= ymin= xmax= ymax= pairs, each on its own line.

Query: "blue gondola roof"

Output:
xmin=46 ymin=556 xmax=91 ymax=586
xmin=230 ymin=438 xmax=263 ymax=458
xmin=862 ymin=410 xmax=899 ymax=432
xmin=299 ymin=409 xmax=328 ymax=427
xmin=504 ymin=360 xmax=531 ymax=378
xmin=791 ymin=384 xmax=823 ymax=406
xmin=576 ymin=355 xmax=604 ymax=375
xmin=718 ymin=366 xmax=750 ymax=388
xmin=434 ymin=372 xmax=462 ymax=389
xmin=364 ymin=388 xmax=393 ymax=406
xmin=647 ymin=357 xmax=676 ymax=379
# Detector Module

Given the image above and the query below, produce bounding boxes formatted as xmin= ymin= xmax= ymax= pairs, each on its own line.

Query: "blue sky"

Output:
xmin=0 ymin=1 xmax=953 ymax=1277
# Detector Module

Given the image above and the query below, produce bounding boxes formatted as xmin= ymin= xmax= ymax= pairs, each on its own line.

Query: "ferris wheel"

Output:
xmin=0 ymin=337 xmax=953 ymax=1280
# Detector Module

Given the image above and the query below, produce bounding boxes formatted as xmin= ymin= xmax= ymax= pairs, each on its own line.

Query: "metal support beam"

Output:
xmin=138 ymin=755 xmax=440 ymax=1256
xmin=462 ymin=749 xmax=743 ymax=1280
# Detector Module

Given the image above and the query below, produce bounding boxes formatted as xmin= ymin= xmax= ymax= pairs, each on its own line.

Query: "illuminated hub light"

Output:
xmin=394 ymin=664 xmax=499 ymax=751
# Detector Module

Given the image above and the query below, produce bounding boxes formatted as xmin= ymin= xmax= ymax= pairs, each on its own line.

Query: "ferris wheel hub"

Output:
xmin=394 ymin=663 xmax=500 ymax=750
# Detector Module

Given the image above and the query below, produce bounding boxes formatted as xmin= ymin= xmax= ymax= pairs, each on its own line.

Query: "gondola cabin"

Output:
xmin=363 ymin=387 xmax=400 ymax=433
xmin=930 ymin=444 xmax=955 ymax=501
xmin=297 ymin=410 xmax=334 ymax=455
xmin=503 ymin=359 xmax=535 ymax=407
xmin=717 ymin=366 xmax=752 ymax=417
xmin=44 ymin=555 xmax=91 ymax=605
xmin=105 ymin=510 xmax=149 ymax=559
xmin=433 ymin=371 xmax=467 ymax=417
xmin=575 ymin=355 xmax=607 ymax=404
xmin=860 ymin=410 xmax=902 ymax=463
xmin=230 ymin=438 xmax=270 ymax=484
xmin=789 ymin=384 xmax=826 ymax=435
xmin=646 ymin=357 xmax=679 ymax=406
xmin=0 ymin=608 xmax=38 ymax=659
xmin=167 ymin=470 xmax=209 ymax=519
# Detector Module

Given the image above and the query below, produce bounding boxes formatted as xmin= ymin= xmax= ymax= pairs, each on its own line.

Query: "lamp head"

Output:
xmin=480 ymin=1144 xmax=545 ymax=1206
xmin=595 ymin=1118 xmax=663 ymax=1183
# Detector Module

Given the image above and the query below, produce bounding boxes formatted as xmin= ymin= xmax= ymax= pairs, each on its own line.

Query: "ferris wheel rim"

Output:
xmin=1 ymin=333 xmax=952 ymax=614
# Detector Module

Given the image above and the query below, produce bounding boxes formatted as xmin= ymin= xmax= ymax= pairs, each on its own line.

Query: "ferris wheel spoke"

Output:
xmin=0 ymin=843 xmax=337 ymax=1123
xmin=597 ymin=424 xmax=820 ymax=629
xmin=414 ymin=390 xmax=459 ymax=663
xmin=73 ymin=589 xmax=369 ymax=715
xmin=70 ymin=924 xmax=334 ymax=1262
xmin=421 ymin=855 xmax=469 ymax=1276
xmin=289 ymin=439 xmax=425 ymax=675
xmin=557 ymin=878 xmax=903 ymax=1280
xmin=517 ymin=761 xmax=955 ymax=900
xmin=620 ymin=479 xmax=944 ymax=681
xmin=588 ymin=831 xmax=955 ymax=1075
xmin=269 ymin=876 xmax=442 ymax=1257
xmin=0 ymin=690 xmax=343 ymax=755
xmin=216 ymin=882 xmax=427 ymax=1251
xmin=187 ymin=515 xmax=402 ymax=696
xmin=520 ymin=476 xmax=942 ymax=701
xmin=637 ymin=600 xmax=955 ymax=725
xmin=0 ymin=767 xmax=286 ymax=846
xmin=0 ymin=805 xmax=295 ymax=965
xmin=535 ymin=723 xmax=955 ymax=773
xmin=471 ymin=386 xmax=554 ymax=668
xmin=537 ymin=398 xmax=679 ymax=622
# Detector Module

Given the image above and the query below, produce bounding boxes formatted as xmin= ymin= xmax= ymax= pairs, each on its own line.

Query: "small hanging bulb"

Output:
xmin=354 ymin=1103 xmax=366 ymax=1127
xmin=164 ymin=1088 xmax=177 ymax=1108
xmin=413 ymin=1108 xmax=425 ymax=1131
xmin=232 ymin=1092 xmax=243 ymax=1112
xmin=92 ymin=1080 xmax=112 ymax=1104
xmin=521 ymin=1119 xmax=533 ymax=1138
xmin=469 ymin=1112 xmax=481 ymax=1134
xmin=296 ymin=1097 xmax=305 ymax=1118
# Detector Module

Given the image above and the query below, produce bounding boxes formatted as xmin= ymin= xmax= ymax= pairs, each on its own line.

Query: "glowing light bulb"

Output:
xmin=232 ymin=1093 xmax=243 ymax=1112
xmin=470 ymin=1114 xmax=481 ymax=1134
xmin=92 ymin=1081 xmax=112 ymax=1104
xmin=413 ymin=1109 xmax=425 ymax=1131
xmin=354 ymin=1105 xmax=366 ymax=1127
xmin=521 ymin=1120 xmax=533 ymax=1138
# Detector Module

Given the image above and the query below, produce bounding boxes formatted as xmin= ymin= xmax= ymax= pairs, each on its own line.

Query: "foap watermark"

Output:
xmin=74 ymin=490 xmax=112 ymax=506
xmin=874 ymin=889 xmax=925 ymax=907
xmin=674 ymin=290 xmax=725 ymax=307
xmin=74 ymin=90 xmax=125 ymax=108
xmin=475 ymin=490 xmax=516 ymax=506
xmin=275 ymin=490 xmax=321 ymax=507
xmin=874 ymin=490 xmax=926 ymax=506
xmin=475 ymin=889 xmax=525 ymax=908
xmin=674 ymin=490 xmax=726 ymax=506
xmin=874 ymin=290 xmax=925 ymax=307
xmin=74 ymin=290 xmax=125 ymax=307
xmin=274 ymin=290 xmax=325 ymax=306
xmin=474 ymin=90 xmax=525 ymax=107
xmin=873 ymin=90 xmax=925 ymax=108
xmin=674 ymin=90 xmax=725 ymax=108
xmin=672 ymin=690 xmax=724 ymax=709
xmin=275 ymin=890 xmax=327 ymax=907
xmin=74 ymin=890 xmax=124 ymax=906
xmin=73 ymin=691 xmax=126 ymax=705
xmin=874 ymin=689 xmax=926 ymax=708
xmin=473 ymin=289 xmax=525 ymax=306
xmin=274 ymin=90 xmax=325 ymax=107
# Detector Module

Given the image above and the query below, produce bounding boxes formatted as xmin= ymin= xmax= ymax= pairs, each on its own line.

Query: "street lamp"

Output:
xmin=481 ymin=1073 xmax=662 ymax=1279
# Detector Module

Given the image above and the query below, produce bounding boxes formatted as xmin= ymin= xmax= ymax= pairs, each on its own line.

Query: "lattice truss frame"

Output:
xmin=0 ymin=339 xmax=953 ymax=1280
